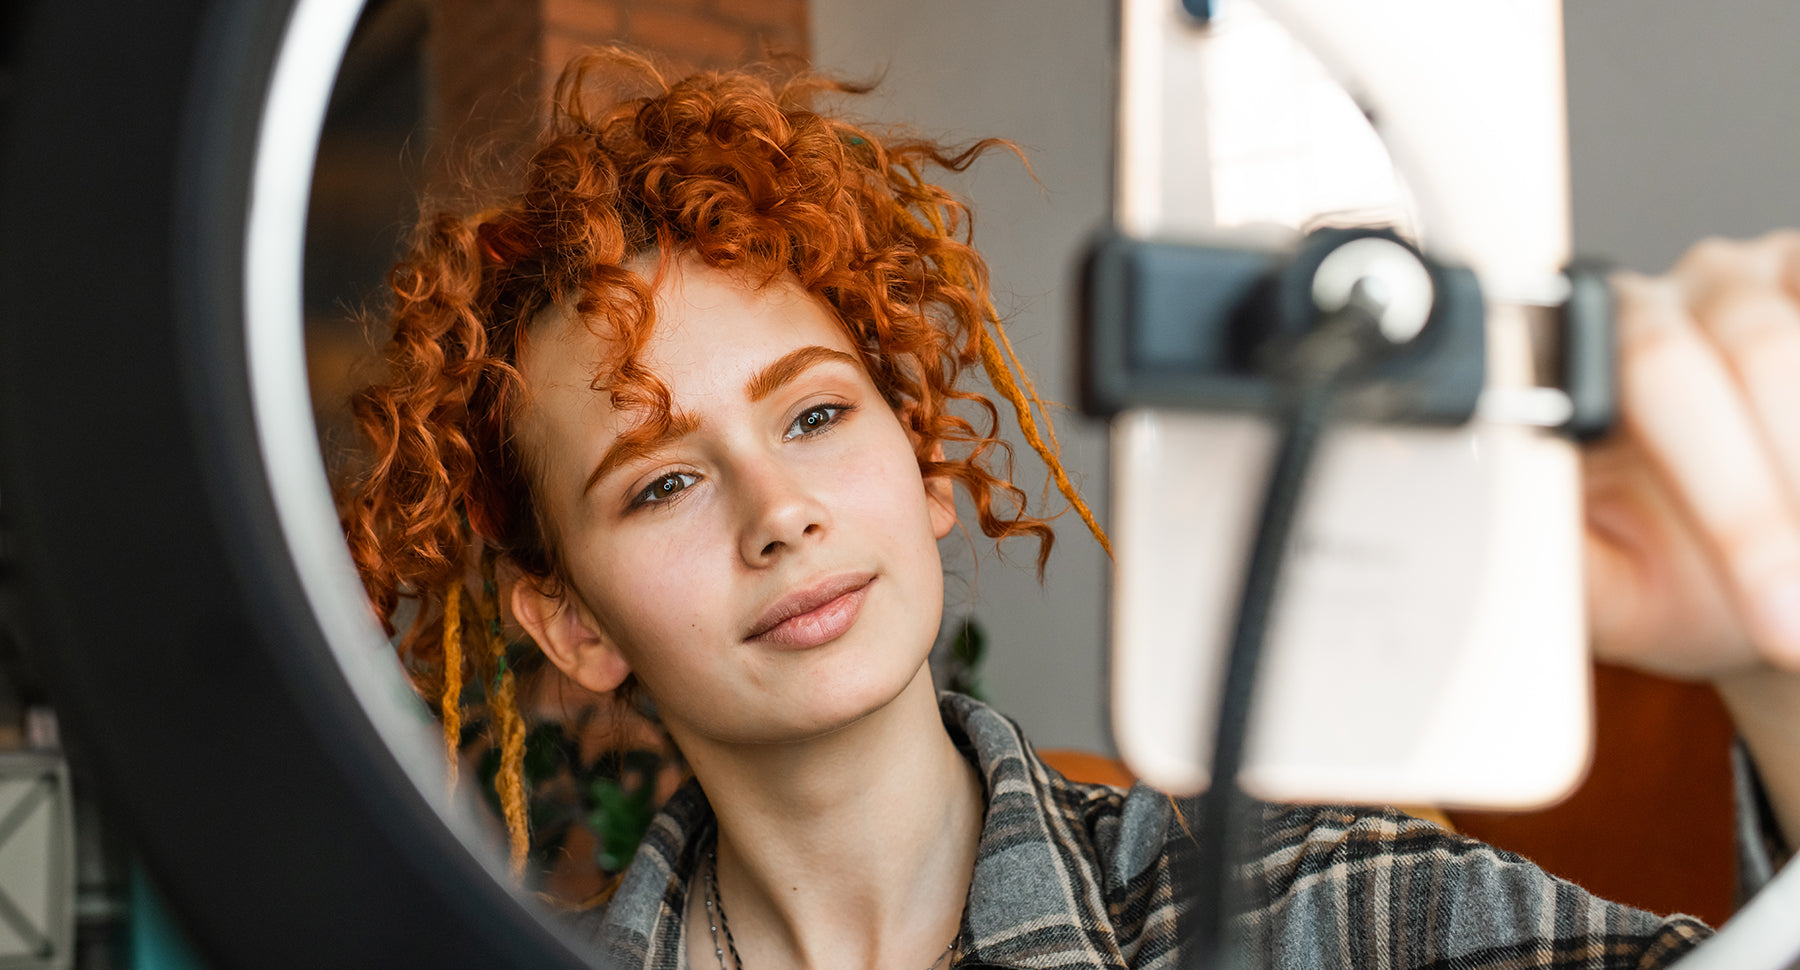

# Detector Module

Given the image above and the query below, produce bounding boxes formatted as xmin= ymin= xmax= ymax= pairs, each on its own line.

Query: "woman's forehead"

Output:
xmin=519 ymin=259 xmax=860 ymax=424
xmin=536 ymin=259 xmax=850 ymax=370
xmin=653 ymin=262 xmax=849 ymax=358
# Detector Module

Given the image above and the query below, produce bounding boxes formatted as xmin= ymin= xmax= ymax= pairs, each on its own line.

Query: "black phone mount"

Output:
xmin=1079 ymin=226 xmax=1618 ymax=440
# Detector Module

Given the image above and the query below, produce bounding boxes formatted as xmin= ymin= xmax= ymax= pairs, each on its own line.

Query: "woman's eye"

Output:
xmin=632 ymin=471 xmax=698 ymax=507
xmin=785 ymin=403 xmax=851 ymax=440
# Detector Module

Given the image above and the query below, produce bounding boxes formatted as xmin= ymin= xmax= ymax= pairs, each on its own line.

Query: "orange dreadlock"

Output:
xmin=904 ymin=197 xmax=1112 ymax=557
xmin=439 ymin=584 xmax=465 ymax=792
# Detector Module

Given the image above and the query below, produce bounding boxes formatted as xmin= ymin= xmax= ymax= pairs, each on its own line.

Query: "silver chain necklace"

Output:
xmin=703 ymin=849 xmax=961 ymax=970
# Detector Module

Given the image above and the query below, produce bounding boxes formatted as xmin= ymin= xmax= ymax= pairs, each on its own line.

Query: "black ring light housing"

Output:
xmin=0 ymin=1 xmax=594 ymax=966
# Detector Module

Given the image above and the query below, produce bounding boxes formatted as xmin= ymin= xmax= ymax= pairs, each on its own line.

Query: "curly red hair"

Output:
xmin=338 ymin=49 xmax=1106 ymax=877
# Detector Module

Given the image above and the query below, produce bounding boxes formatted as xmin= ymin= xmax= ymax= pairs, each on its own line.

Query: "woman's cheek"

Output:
xmin=849 ymin=439 xmax=934 ymax=519
xmin=622 ymin=510 xmax=733 ymax=631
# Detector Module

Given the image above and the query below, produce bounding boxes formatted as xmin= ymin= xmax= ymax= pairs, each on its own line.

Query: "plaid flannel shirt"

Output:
xmin=580 ymin=693 xmax=1716 ymax=969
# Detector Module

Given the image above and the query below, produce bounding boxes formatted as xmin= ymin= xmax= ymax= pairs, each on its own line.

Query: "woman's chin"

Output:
xmin=727 ymin=659 xmax=930 ymax=746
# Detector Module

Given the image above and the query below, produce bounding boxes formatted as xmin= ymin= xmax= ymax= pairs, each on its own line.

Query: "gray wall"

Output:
xmin=811 ymin=1 xmax=1118 ymax=751
xmin=812 ymin=0 xmax=1800 ymax=754
xmin=1565 ymin=0 xmax=1800 ymax=269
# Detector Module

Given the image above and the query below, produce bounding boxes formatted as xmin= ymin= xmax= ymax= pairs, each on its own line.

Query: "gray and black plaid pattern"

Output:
xmin=581 ymin=694 xmax=1718 ymax=969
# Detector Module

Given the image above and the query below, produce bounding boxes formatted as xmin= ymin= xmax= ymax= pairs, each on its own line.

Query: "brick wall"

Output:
xmin=545 ymin=0 xmax=809 ymax=86
xmin=426 ymin=0 xmax=547 ymax=188
xmin=423 ymin=0 xmax=808 ymax=186
xmin=432 ymin=0 xmax=809 ymax=143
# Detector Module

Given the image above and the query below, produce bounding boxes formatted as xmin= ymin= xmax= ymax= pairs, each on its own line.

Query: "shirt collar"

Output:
xmin=587 ymin=692 xmax=1127 ymax=970
xmin=942 ymin=692 xmax=1129 ymax=970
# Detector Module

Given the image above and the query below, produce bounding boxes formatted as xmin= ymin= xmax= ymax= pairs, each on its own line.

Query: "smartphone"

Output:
xmin=1107 ymin=0 xmax=1589 ymax=808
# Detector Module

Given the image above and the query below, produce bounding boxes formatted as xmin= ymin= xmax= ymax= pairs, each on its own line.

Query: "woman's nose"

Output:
xmin=736 ymin=458 xmax=830 ymax=566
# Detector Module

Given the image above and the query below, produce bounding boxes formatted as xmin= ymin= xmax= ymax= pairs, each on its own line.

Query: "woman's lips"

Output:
xmin=746 ymin=574 xmax=875 ymax=649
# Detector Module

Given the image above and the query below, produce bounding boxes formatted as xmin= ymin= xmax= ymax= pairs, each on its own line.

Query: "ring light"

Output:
xmin=0 ymin=1 xmax=594 ymax=966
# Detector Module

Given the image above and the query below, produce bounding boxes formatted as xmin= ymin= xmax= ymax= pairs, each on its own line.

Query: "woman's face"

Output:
xmin=512 ymin=256 xmax=958 ymax=748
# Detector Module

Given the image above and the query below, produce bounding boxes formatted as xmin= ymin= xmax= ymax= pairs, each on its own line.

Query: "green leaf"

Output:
xmin=946 ymin=617 xmax=989 ymax=702
xmin=586 ymin=769 xmax=660 ymax=874
xmin=521 ymin=723 xmax=566 ymax=785
xmin=951 ymin=617 xmax=986 ymax=667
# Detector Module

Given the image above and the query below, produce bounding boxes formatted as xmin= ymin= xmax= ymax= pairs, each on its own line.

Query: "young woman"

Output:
xmin=343 ymin=50 xmax=1799 ymax=969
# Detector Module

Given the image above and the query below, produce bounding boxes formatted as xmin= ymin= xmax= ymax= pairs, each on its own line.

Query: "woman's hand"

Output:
xmin=1585 ymin=231 xmax=1800 ymax=677
xmin=1582 ymin=230 xmax=1800 ymax=847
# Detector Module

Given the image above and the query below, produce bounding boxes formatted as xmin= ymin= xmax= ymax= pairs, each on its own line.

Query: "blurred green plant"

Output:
xmin=473 ymin=714 xmax=672 ymax=888
xmin=583 ymin=749 xmax=663 ymax=872
xmin=943 ymin=616 xmax=988 ymax=702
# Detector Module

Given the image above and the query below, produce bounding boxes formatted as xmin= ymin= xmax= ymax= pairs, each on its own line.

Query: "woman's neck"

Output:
xmin=676 ymin=667 xmax=984 ymax=970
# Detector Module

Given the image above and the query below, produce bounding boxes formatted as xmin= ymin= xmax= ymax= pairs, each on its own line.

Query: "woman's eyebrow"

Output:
xmin=745 ymin=345 xmax=861 ymax=402
xmin=585 ymin=410 xmax=701 ymax=495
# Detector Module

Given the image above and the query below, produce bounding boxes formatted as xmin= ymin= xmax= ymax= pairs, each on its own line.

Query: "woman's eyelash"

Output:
xmin=785 ymin=402 xmax=855 ymax=440
xmin=630 ymin=471 xmax=699 ymax=509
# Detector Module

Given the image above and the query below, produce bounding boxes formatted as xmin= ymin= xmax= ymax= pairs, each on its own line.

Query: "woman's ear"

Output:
xmin=924 ymin=441 xmax=958 ymax=540
xmin=510 ymin=579 xmax=632 ymax=694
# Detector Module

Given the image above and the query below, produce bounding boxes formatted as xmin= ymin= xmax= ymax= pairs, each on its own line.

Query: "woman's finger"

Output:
xmin=1669 ymin=230 xmax=1800 ymax=301
xmin=1675 ymin=233 xmax=1800 ymax=496
xmin=1612 ymin=272 xmax=1800 ymax=670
